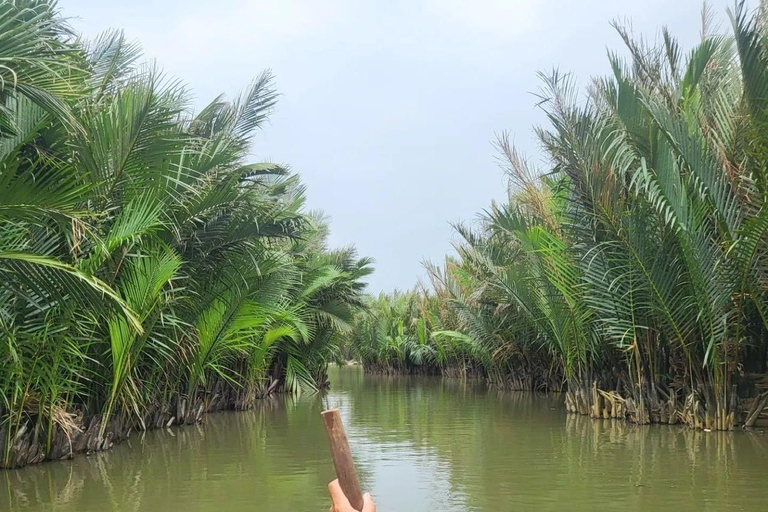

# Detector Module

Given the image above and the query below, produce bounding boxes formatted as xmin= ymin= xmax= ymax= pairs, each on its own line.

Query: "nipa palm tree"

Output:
xmin=0 ymin=1 xmax=372 ymax=468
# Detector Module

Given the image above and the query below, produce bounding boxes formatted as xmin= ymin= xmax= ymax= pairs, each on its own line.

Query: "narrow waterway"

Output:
xmin=3 ymin=366 xmax=768 ymax=511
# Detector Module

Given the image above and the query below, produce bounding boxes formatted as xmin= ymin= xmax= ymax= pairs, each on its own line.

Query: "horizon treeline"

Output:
xmin=0 ymin=1 xmax=371 ymax=468
xmin=350 ymin=1 xmax=768 ymax=430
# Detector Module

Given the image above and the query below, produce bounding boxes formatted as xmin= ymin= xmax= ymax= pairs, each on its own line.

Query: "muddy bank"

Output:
xmin=1 ymin=377 xmax=284 ymax=469
xmin=362 ymin=365 xmax=768 ymax=431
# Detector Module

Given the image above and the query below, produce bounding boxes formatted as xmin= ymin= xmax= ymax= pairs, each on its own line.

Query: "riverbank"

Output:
xmin=359 ymin=365 xmax=768 ymax=431
xmin=0 ymin=376 xmax=287 ymax=469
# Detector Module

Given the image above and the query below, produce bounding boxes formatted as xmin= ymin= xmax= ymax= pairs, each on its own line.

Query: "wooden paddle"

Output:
xmin=321 ymin=408 xmax=364 ymax=510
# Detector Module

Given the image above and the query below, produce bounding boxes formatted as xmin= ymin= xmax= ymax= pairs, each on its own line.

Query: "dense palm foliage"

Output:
xmin=0 ymin=1 xmax=371 ymax=468
xmin=349 ymin=288 xmax=489 ymax=378
xmin=352 ymin=2 xmax=768 ymax=430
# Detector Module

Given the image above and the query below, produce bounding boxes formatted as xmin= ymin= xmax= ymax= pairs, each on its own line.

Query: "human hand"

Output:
xmin=327 ymin=479 xmax=375 ymax=512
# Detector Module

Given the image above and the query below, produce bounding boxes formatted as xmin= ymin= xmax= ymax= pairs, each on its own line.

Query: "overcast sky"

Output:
xmin=63 ymin=0 xmax=734 ymax=292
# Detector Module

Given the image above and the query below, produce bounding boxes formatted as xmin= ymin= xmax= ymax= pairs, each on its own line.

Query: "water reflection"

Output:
xmin=2 ymin=397 xmax=339 ymax=512
xmin=3 ymin=367 xmax=768 ymax=512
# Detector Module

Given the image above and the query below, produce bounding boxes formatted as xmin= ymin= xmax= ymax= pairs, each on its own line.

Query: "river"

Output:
xmin=3 ymin=366 xmax=768 ymax=511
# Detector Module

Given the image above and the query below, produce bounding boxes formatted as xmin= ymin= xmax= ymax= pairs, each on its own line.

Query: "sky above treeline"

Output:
xmin=64 ymin=0 xmax=735 ymax=292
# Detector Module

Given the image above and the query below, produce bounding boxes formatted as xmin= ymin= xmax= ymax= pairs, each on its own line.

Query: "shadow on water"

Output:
xmin=3 ymin=366 xmax=768 ymax=511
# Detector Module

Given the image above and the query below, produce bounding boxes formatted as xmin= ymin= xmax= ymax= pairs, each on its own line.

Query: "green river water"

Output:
xmin=3 ymin=366 xmax=768 ymax=511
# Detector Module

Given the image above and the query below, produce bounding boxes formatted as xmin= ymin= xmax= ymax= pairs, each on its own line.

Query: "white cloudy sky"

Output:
xmin=63 ymin=0 xmax=734 ymax=292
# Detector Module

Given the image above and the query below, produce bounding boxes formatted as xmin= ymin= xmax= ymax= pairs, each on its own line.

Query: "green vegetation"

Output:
xmin=0 ymin=1 xmax=371 ymax=468
xmin=351 ymin=2 xmax=768 ymax=430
